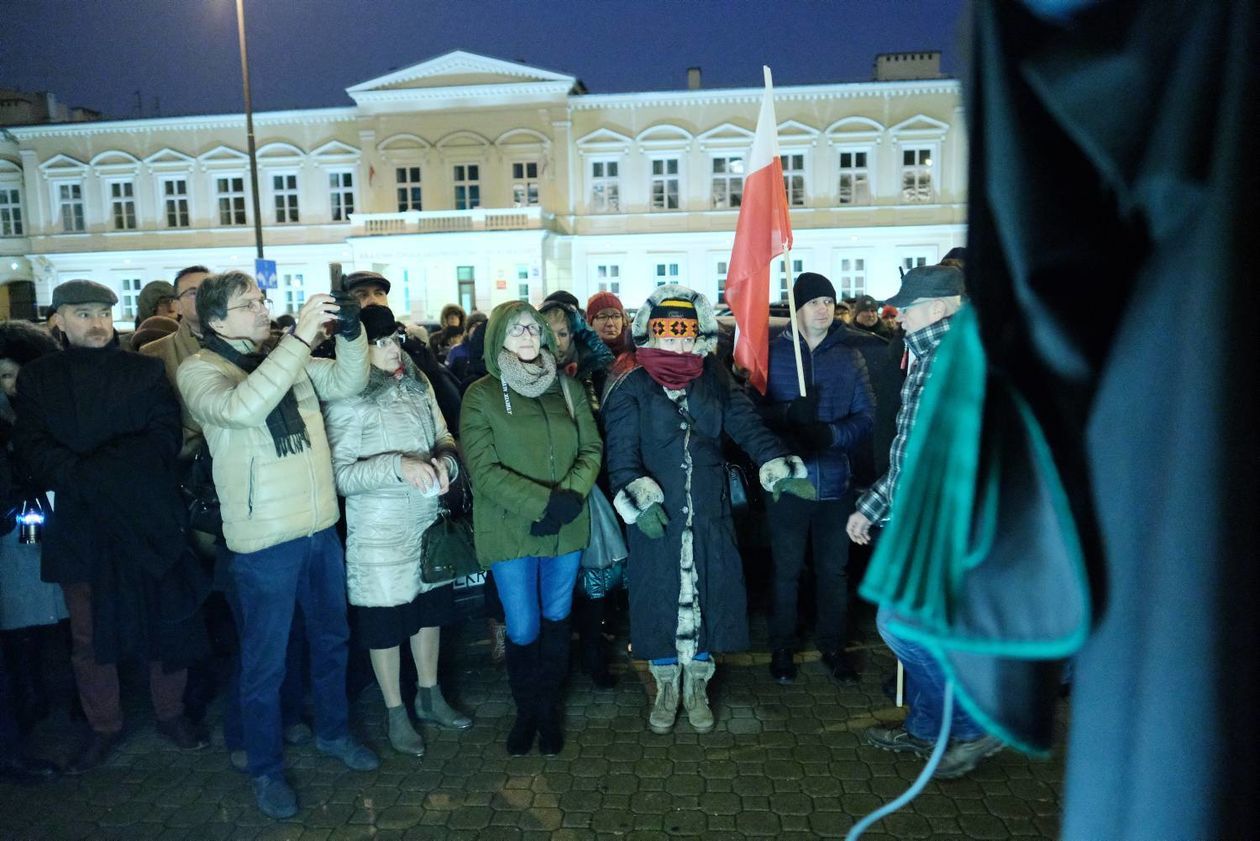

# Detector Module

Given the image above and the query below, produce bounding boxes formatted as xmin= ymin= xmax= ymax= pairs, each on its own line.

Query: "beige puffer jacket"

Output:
xmin=176 ymin=332 xmax=369 ymax=554
xmin=324 ymin=364 xmax=459 ymax=607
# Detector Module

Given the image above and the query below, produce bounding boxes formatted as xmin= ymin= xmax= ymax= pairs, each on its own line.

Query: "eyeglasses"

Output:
xmin=227 ymin=297 xmax=272 ymax=313
xmin=177 ymin=288 xmax=199 ymax=300
xmin=592 ymin=311 xmax=623 ymax=322
xmin=506 ymin=323 xmax=542 ymax=338
xmin=372 ymin=335 xmax=403 ymax=349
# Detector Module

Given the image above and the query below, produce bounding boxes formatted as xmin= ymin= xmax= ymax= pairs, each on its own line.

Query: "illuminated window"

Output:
xmin=120 ymin=277 xmax=142 ymax=320
xmin=780 ymin=153 xmax=805 ymax=207
xmin=590 ymin=160 xmax=620 ymax=212
xmin=901 ymin=147 xmax=933 ymax=203
xmin=650 ymin=158 xmax=679 ymax=210
xmin=511 ymin=162 xmax=539 ymax=207
xmin=0 ymin=188 xmax=22 ymax=236
xmin=329 ymin=171 xmax=355 ymax=221
xmin=711 ymin=156 xmax=744 ymax=209
xmin=838 ymin=150 xmax=871 ymax=205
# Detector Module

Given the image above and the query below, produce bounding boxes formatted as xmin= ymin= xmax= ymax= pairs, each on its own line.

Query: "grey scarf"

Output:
xmin=497 ymin=349 xmax=557 ymax=398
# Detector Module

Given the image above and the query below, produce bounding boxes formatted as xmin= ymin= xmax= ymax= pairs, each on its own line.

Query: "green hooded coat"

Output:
xmin=459 ymin=301 xmax=603 ymax=567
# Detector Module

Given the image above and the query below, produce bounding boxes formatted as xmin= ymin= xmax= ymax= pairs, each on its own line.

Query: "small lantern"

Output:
xmin=17 ymin=499 xmax=44 ymax=545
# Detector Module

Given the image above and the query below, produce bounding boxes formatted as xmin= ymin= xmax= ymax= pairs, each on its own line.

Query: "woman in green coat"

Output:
xmin=460 ymin=301 xmax=602 ymax=757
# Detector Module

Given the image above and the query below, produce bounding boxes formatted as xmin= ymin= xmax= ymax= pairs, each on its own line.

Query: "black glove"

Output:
xmin=795 ymin=423 xmax=834 ymax=451
xmin=530 ymin=513 xmax=562 ymax=536
xmin=332 ymin=290 xmax=362 ymax=340
xmin=785 ymin=390 xmax=819 ymax=425
xmin=544 ymin=489 xmax=584 ymax=524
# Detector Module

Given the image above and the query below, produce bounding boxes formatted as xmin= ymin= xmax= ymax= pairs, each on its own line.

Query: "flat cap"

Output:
xmin=51 ymin=279 xmax=118 ymax=310
xmin=343 ymin=270 xmax=391 ymax=294
xmin=884 ymin=265 xmax=965 ymax=308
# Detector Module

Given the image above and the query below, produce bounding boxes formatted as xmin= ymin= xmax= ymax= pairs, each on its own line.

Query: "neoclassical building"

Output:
xmin=0 ymin=50 xmax=965 ymax=323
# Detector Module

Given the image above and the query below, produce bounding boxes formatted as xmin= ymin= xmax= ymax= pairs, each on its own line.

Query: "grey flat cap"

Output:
xmin=884 ymin=265 xmax=965 ymax=308
xmin=51 ymin=279 xmax=118 ymax=310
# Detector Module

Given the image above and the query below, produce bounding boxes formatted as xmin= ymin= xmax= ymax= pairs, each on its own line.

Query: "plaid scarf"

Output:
xmin=204 ymin=333 xmax=310 ymax=458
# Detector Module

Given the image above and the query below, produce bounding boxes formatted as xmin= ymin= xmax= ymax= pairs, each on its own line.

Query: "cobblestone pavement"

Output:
xmin=0 ymin=598 xmax=1066 ymax=840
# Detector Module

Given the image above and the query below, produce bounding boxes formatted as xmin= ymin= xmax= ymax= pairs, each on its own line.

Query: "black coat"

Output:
xmin=12 ymin=345 xmax=206 ymax=666
xmin=838 ymin=326 xmax=903 ymax=487
xmin=603 ymin=359 xmax=787 ymax=660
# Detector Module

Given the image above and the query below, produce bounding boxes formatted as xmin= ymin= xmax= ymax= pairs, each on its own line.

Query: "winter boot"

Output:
xmin=647 ymin=663 xmax=682 ymax=734
xmin=682 ymin=658 xmax=717 ymax=733
xmin=386 ymin=705 xmax=425 ymax=756
xmin=414 ymin=684 xmax=473 ymax=730
xmin=487 ymin=619 xmax=507 ymax=666
xmin=577 ymin=597 xmax=616 ymax=689
xmin=536 ymin=618 xmax=571 ymax=756
xmin=503 ymin=638 xmax=538 ymax=756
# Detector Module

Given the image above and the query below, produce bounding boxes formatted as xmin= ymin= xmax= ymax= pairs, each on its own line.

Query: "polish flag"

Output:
xmin=724 ymin=66 xmax=793 ymax=395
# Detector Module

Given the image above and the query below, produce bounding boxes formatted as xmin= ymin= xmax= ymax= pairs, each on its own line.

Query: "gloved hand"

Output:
xmin=636 ymin=503 xmax=670 ymax=539
xmin=529 ymin=514 xmax=561 ymax=536
xmin=332 ymin=290 xmax=362 ymax=340
xmin=772 ymin=477 xmax=817 ymax=503
xmin=544 ymin=489 xmax=584 ymax=524
xmin=795 ymin=423 xmax=834 ymax=452
xmin=785 ymin=390 xmax=819 ymax=425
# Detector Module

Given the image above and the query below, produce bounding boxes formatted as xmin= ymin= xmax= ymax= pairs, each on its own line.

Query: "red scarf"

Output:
xmin=637 ymin=347 xmax=704 ymax=389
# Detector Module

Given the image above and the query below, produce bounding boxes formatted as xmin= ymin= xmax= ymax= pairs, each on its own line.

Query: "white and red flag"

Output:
xmin=724 ymin=66 xmax=793 ymax=395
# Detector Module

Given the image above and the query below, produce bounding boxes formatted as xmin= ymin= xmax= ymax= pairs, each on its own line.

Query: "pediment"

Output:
xmin=89 ymin=150 xmax=141 ymax=168
xmin=38 ymin=153 xmax=88 ymax=172
xmin=311 ymin=140 xmax=361 ymax=158
xmin=697 ymin=122 xmax=755 ymax=150
xmin=197 ymin=145 xmax=250 ymax=164
xmin=347 ymin=50 xmax=576 ymax=93
xmin=889 ymin=114 xmax=950 ymax=136
xmin=143 ymin=148 xmax=196 ymax=167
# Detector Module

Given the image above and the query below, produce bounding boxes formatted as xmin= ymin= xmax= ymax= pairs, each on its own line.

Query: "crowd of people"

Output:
xmin=0 ymin=247 xmax=1003 ymax=820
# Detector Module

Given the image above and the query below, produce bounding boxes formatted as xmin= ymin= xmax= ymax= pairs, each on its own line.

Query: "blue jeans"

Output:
xmin=492 ymin=551 xmax=582 ymax=645
xmin=230 ymin=528 xmax=350 ymax=779
xmin=876 ymin=604 xmax=984 ymax=742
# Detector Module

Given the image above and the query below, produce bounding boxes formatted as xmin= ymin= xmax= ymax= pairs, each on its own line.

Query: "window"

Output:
xmin=453 ymin=165 xmax=480 ymax=210
xmin=711 ymin=156 xmax=744 ymax=209
xmin=282 ymin=273 xmax=305 ymax=313
xmin=902 ymin=255 xmax=928 ymax=272
xmin=716 ymin=260 xmax=728 ymax=305
xmin=329 ymin=171 xmax=355 ymax=221
xmin=108 ymin=181 xmax=137 ymax=230
xmin=654 ymin=262 xmax=681 ymax=287
xmin=590 ymin=160 xmax=620 ymax=212
xmin=650 ymin=158 xmax=680 ymax=210
xmin=836 ymin=257 xmax=867 ymax=298
xmin=56 ymin=182 xmax=85 ymax=232
xmin=780 ymin=153 xmax=805 ymax=207
xmin=120 ymin=277 xmax=142 ymax=320
xmin=838 ymin=150 xmax=871 ymax=205
xmin=457 ymin=266 xmax=475 ymax=313
xmin=594 ymin=263 xmax=620 ymax=294
xmin=901 ymin=147 xmax=933 ymax=203
xmin=777 ymin=258 xmax=804 ymax=301
xmin=0 ymin=187 xmax=22 ymax=236
xmin=511 ymin=162 xmax=539 ymax=207
xmin=161 ymin=177 xmax=190 ymax=228
xmin=216 ymin=176 xmax=247 ymax=225
xmin=396 ymin=167 xmax=422 ymax=212
xmin=272 ymin=173 xmax=299 ymax=223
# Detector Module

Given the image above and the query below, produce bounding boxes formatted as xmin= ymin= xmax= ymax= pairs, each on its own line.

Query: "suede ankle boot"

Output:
xmin=536 ymin=618 xmax=571 ymax=756
xmin=414 ymin=684 xmax=473 ymax=730
xmin=503 ymin=638 xmax=538 ymax=755
xmin=647 ymin=663 xmax=682 ymax=734
xmin=682 ymin=658 xmax=717 ymax=733
xmin=386 ymin=705 xmax=425 ymax=756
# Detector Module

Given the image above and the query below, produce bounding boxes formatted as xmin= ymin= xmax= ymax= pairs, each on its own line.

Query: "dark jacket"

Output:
xmin=839 ymin=325 xmax=904 ymax=486
xmin=603 ymin=359 xmax=788 ymax=660
xmin=761 ymin=323 xmax=875 ymax=500
xmin=13 ymin=345 xmax=206 ymax=665
xmin=401 ymin=335 xmax=462 ymax=433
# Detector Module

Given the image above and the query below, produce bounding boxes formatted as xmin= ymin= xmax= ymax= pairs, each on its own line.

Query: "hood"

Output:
xmin=439 ymin=303 xmax=467 ymax=325
xmin=630 ymin=284 xmax=720 ymax=357
xmin=482 ymin=300 xmax=557 ymax=378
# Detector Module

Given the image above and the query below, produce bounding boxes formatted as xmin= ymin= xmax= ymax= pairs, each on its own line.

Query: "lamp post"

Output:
xmin=234 ymin=0 xmax=264 ymax=259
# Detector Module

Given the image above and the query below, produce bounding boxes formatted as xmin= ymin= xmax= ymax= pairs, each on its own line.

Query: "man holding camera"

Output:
xmin=177 ymin=271 xmax=372 ymax=819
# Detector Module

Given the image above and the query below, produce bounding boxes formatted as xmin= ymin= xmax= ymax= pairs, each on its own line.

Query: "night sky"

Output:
xmin=2 ymin=0 xmax=967 ymax=120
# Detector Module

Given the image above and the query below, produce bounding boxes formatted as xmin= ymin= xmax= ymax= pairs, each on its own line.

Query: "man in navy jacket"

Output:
xmin=759 ymin=272 xmax=874 ymax=685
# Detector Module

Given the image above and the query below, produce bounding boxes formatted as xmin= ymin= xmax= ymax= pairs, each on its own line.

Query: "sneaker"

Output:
xmin=821 ymin=649 xmax=861 ymax=685
xmin=934 ymin=735 xmax=1004 ymax=780
xmin=65 ymin=730 xmax=120 ymax=775
xmin=156 ymin=716 xmax=209 ymax=751
xmin=282 ymin=722 xmax=312 ymax=745
xmin=862 ymin=725 xmax=933 ymax=757
xmin=316 ymin=736 xmax=380 ymax=772
xmin=252 ymin=774 xmax=298 ymax=820
xmin=769 ymin=648 xmax=797 ymax=685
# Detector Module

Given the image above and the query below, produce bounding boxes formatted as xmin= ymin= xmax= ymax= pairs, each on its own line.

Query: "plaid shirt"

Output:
xmin=855 ymin=314 xmax=955 ymax=524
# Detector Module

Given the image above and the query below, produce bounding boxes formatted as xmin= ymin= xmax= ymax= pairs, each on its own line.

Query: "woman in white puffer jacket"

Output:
xmin=324 ymin=306 xmax=471 ymax=757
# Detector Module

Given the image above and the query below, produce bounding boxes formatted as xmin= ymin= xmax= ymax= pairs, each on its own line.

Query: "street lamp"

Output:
xmin=234 ymin=0 xmax=264 ymax=259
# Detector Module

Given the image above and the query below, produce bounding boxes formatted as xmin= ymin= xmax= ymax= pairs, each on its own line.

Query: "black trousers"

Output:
xmin=766 ymin=493 xmax=854 ymax=653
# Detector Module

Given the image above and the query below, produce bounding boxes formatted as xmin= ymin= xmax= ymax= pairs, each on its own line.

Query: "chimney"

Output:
xmin=873 ymin=51 xmax=943 ymax=82
xmin=687 ymin=66 xmax=702 ymax=90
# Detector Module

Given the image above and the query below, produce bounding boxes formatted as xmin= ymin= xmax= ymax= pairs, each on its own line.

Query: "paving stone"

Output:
xmin=958 ymin=812 xmax=1014 ymax=839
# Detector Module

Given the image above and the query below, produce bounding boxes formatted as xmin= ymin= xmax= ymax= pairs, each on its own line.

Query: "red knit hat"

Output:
xmin=586 ymin=291 xmax=625 ymax=323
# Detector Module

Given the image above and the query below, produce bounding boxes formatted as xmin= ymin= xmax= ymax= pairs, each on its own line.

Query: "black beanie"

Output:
xmin=543 ymin=290 xmax=580 ymax=308
xmin=359 ymin=305 xmax=398 ymax=342
xmin=792 ymin=272 xmax=836 ymax=307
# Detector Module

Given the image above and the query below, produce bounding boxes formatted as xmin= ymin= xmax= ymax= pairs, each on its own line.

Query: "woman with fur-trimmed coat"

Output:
xmin=602 ymin=285 xmax=815 ymax=735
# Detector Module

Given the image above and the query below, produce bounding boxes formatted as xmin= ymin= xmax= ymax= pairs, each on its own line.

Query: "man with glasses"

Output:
xmin=178 ymin=271 xmax=374 ymax=819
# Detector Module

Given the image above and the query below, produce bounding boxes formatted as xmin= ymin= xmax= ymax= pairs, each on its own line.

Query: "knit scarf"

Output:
xmin=205 ymin=333 xmax=310 ymax=458
xmin=497 ymin=348 xmax=557 ymax=398
xmin=637 ymin=347 xmax=705 ymax=390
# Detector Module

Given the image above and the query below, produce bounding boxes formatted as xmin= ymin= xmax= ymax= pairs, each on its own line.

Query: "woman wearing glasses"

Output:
xmin=461 ymin=301 xmax=602 ymax=756
xmin=324 ymin=306 xmax=472 ymax=758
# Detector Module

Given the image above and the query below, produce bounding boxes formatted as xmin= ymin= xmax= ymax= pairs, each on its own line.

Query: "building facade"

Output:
xmin=0 ymin=51 xmax=965 ymax=324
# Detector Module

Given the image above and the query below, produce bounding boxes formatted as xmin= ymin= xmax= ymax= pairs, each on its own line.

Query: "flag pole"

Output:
xmin=782 ymin=248 xmax=806 ymax=396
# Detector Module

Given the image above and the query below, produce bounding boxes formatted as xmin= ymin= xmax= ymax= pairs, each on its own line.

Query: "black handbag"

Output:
xmin=420 ymin=507 xmax=480 ymax=584
xmin=179 ymin=445 xmax=222 ymax=538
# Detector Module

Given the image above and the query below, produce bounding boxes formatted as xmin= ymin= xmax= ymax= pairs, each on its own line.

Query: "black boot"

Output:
xmin=576 ymin=597 xmax=616 ymax=689
xmin=503 ymin=638 xmax=538 ymax=756
xmin=2 ymin=629 xmax=50 ymax=734
xmin=536 ymin=618 xmax=571 ymax=756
